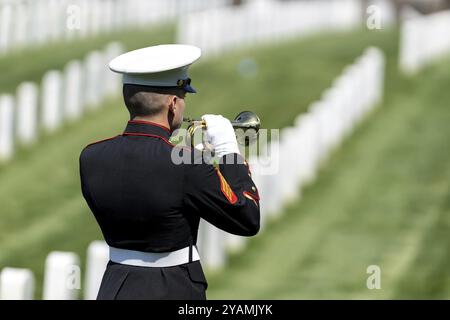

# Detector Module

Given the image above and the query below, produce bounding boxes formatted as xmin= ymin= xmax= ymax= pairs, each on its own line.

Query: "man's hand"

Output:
xmin=201 ymin=114 xmax=240 ymax=158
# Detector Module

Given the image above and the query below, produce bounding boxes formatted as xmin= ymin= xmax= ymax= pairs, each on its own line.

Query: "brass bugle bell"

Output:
xmin=183 ymin=111 xmax=261 ymax=147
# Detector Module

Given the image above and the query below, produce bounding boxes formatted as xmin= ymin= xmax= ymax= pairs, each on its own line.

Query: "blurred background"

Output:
xmin=0 ymin=0 xmax=449 ymax=300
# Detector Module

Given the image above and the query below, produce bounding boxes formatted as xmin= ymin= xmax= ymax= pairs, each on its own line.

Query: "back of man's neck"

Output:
xmin=132 ymin=116 xmax=170 ymax=129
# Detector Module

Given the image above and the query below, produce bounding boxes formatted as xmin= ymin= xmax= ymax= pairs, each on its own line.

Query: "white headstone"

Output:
xmin=104 ymin=42 xmax=125 ymax=96
xmin=264 ymin=139 xmax=281 ymax=216
xmin=294 ymin=114 xmax=313 ymax=186
xmin=43 ymin=251 xmax=80 ymax=300
xmin=366 ymin=47 xmax=385 ymax=104
xmin=0 ymin=95 xmax=15 ymax=161
xmin=196 ymin=219 xmax=206 ymax=256
xmin=200 ymin=222 xmax=226 ymax=270
xmin=302 ymin=113 xmax=320 ymax=183
xmin=90 ymin=0 xmax=102 ymax=36
xmin=64 ymin=60 xmax=84 ymax=122
xmin=16 ymin=82 xmax=39 ymax=145
xmin=0 ymin=5 xmax=13 ymax=54
xmin=84 ymin=241 xmax=109 ymax=300
xmin=112 ymin=0 xmax=125 ymax=30
xmin=79 ymin=0 xmax=90 ymax=38
xmin=47 ymin=0 xmax=61 ymax=41
xmin=28 ymin=0 xmax=40 ymax=45
xmin=277 ymin=127 xmax=296 ymax=203
xmin=399 ymin=17 xmax=423 ymax=74
xmin=0 ymin=267 xmax=35 ymax=300
xmin=247 ymin=156 xmax=266 ymax=228
xmin=225 ymin=233 xmax=246 ymax=253
xmin=35 ymin=0 xmax=49 ymax=45
xmin=12 ymin=4 xmax=28 ymax=50
xmin=103 ymin=0 xmax=114 ymax=32
xmin=84 ymin=51 xmax=104 ymax=109
xmin=41 ymin=70 xmax=63 ymax=133
xmin=322 ymin=87 xmax=344 ymax=148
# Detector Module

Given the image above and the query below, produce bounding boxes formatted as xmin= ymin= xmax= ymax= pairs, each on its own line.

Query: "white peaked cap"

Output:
xmin=109 ymin=44 xmax=202 ymax=93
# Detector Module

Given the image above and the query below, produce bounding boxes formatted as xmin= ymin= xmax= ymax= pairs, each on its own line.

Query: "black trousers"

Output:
xmin=97 ymin=260 xmax=208 ymax=300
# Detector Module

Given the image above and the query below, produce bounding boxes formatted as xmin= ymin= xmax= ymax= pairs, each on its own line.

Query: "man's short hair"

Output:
xmin=123 ymin=84 xmax=185 ymax=119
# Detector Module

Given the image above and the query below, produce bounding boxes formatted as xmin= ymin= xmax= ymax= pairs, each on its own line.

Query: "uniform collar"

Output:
xmin=124 ymin=120 xmax=172 ymax=140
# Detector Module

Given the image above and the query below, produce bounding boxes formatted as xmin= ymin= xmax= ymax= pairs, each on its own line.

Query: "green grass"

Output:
xmin=0 ymin=24 xmax=174 ymax=94
xmin=187 ymin=29 xmax=396 ymax=130
xmin=205 ymin=35 xmax=450 ymax=299
xmin=3 ymin=27 xmax=448 ymax=299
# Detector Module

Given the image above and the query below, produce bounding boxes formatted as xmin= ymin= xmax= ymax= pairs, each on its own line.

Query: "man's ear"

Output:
xmin=167 ymin=95 xmax=177 ymax=113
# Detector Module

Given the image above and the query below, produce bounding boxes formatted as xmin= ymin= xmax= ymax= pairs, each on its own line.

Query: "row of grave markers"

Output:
xmin=0 ymin=0 xmax=228 ymax=56
xmin=0 ymin=46 xmax=386 ymax=299
xmin=0 ymin=241 xmax=109 ymax=300
xmin=399 ymin=8 xmax=450 ymax=74
xmin=0 ymin=42 xmax=124 ymax=162
xmin=198 ymin=46 xmax=386 ymax=269
xmin=177 ymin=0 xmax=363 ymax=56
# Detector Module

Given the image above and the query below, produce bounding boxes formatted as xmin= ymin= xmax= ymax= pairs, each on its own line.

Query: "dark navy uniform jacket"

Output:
xmin=79 ymin=120 xmax=260 ymax=299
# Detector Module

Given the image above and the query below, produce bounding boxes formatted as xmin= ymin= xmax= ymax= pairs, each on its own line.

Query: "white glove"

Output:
xmin=201 ymin=114 xmax=240 ymax=158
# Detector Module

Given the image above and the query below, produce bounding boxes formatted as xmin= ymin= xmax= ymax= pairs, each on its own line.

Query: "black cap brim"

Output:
xmin=184 ymin=83 xmax=197 ymax=93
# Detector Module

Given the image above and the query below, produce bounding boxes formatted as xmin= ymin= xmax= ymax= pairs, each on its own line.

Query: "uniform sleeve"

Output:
xmin=79 ymin=149 xmax=93 ymax=210
xmin=79 ymin=147 xmax=98 ymax=216
xmin=183 ymin=152 xmax=260 ymax=236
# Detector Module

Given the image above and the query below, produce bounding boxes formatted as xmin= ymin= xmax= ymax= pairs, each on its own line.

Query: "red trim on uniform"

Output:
xmin=242 ymin=160 xmax=252 ymax=176
xmin=85 ymin=135 xmax=121 ymax=148
xmin=243 ymin=190 xmax=260 ymax=201
xmin=128 ymin=120 xmax=171 ymax=133
xmin=215 ymin=169 xmax=238 ymax=205
xmin=122 ymin=132 xmax=175 ymax=147
xmin=243 ymin=192 xmax=259 ymax=207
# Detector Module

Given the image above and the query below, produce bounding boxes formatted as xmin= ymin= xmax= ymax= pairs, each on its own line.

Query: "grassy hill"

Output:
xmin=4 ymin=27 xmax=446 ymax=300
xmin=206 ymin=35 xmax=450 ymax=299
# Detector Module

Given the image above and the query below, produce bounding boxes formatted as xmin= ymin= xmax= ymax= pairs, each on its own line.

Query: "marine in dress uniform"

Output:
xmin=79 ymin=45 xmax=260 ymax=300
